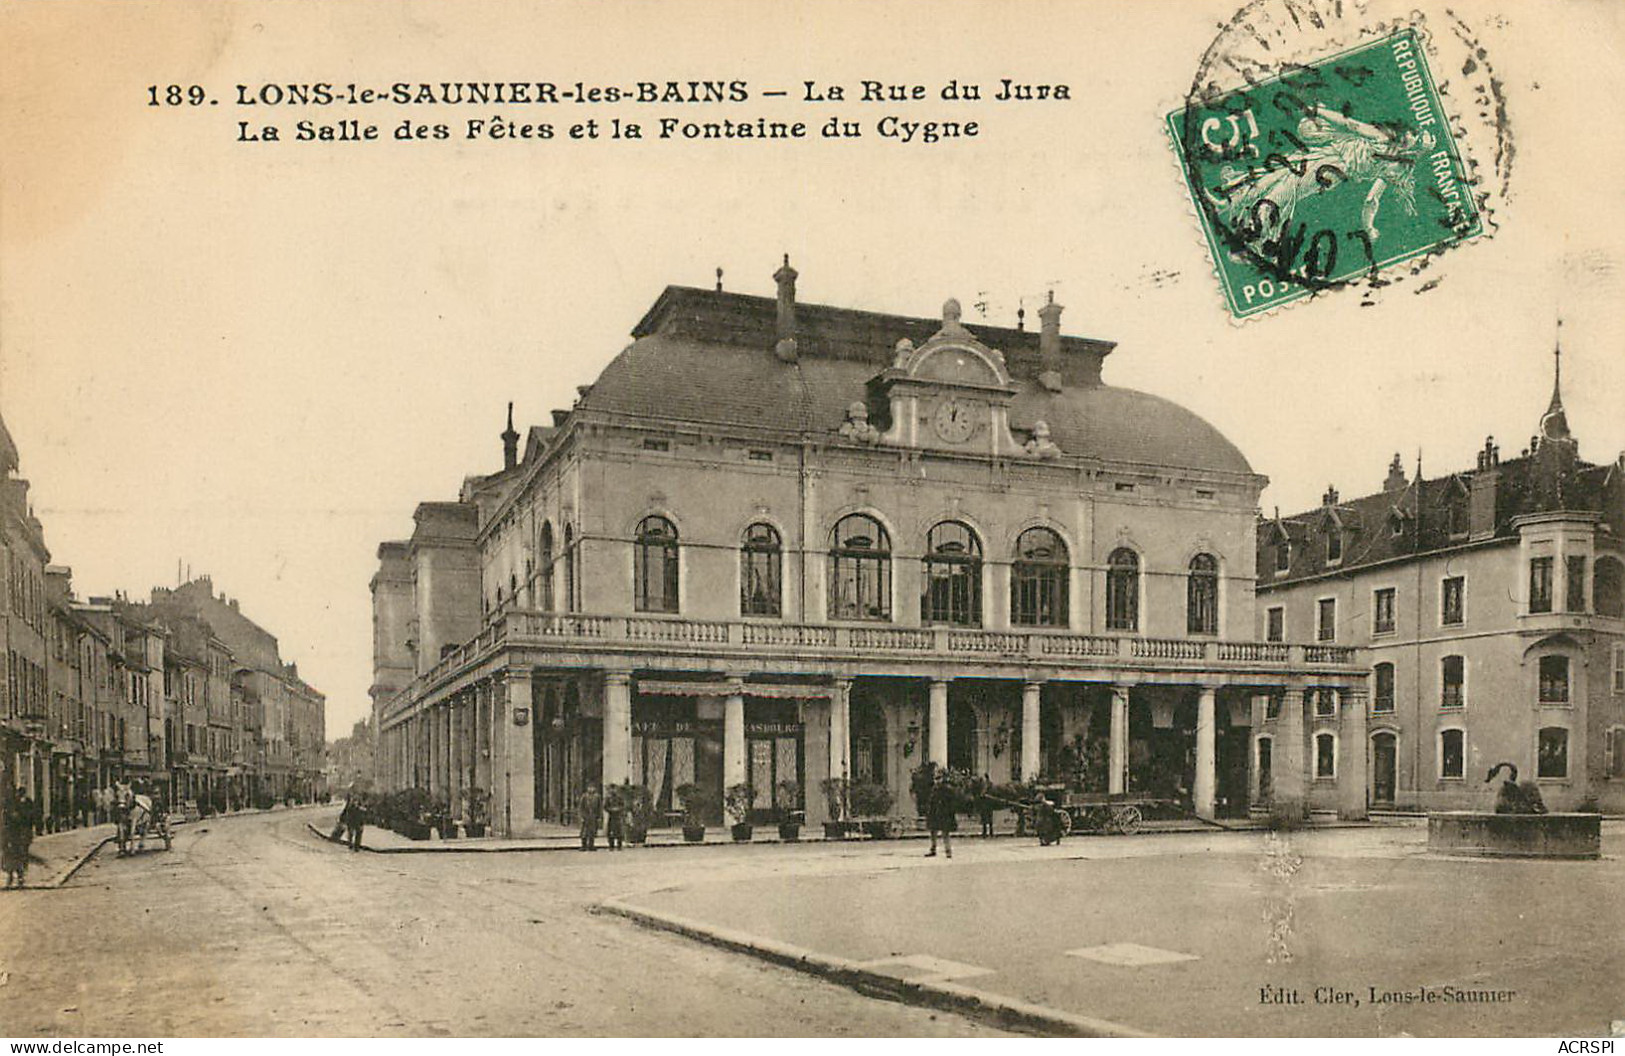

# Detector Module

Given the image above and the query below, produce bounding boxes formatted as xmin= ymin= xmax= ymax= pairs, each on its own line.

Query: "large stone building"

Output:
xmin=374 ymin=263 xmax=1367 ymax=835
xmin=1257 ymin=354 xmax=1625 ymax=813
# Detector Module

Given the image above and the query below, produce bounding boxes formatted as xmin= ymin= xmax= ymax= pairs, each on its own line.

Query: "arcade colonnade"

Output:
xmin=378 ymin=664 xmax=1369 ymax=834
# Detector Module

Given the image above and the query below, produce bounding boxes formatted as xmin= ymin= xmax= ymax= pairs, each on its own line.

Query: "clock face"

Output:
xmin=933 ymin=399 xmax=979 ymax=443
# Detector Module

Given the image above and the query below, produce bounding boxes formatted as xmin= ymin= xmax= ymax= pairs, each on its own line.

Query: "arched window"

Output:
xmin=634 ymin=516 xmax=680 ymax=613
xmin=1373 ymin=662 xmax=1395 ymax=713
xmin=740 ymin=523 xmax=782 ymax=617
xmin=538 ymin=523 xmax=555 ymax=612
xmin=563 ymin=524 xmax=577 ymax=613
xmin=1314 ymin=732 xmax=1336 ymax=779
xmin=1011 ymin=527 xmax=1069 ymax=627
xmin=1439 ymin=728 xmax=1465 ymax=779
xmin=829 ymin=514 xmax=891 ymax=621
xmin=1596 ymin=557 xmax=1624 ymax=619
xmin=922 ymin=521 xmax=982 ymax=626
xmin=509 ymin=573 xmax=518 ymax=609
xmin=1187 ymin=553 xmax=1219 ymax=635
xmin=1441 ymin=655 xmax=1465 ymax=708
xmin=1106 ymin=548 xmax=1139 ymax=632
xmin=1538 ymin=726 xmax=1568 ymax=779
xmin=524 ymin=559 xmax=533 ymax=607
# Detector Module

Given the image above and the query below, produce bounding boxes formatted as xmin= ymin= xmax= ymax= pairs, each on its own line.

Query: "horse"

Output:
xmin=1485 ymin=762 xmax=1547 ymax=815
xmin=114 ymin=787 xmax=160 ymax=855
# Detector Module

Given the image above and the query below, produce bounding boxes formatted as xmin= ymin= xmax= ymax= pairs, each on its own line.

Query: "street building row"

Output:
xmin=371 ymin=262 xmax=1374 ymax=837
xmin=1 ymin=414 xmax=327 ymax=831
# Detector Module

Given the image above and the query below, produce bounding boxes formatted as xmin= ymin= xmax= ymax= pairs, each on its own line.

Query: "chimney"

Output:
xmin=1037 ymin=291 xmax=1064 ymax=393
xmin=773 ymin=254 xmax=798 ymax=363
xmin=551 ymin=409 xmax=569 ymax=428
xmin=1322 ymin=485 xmax=1339 ymax=507
xmin=501 ymin=402 xmax=519 ymax=471
xmin=1383 ymin=453 xmax=1407 ymax=493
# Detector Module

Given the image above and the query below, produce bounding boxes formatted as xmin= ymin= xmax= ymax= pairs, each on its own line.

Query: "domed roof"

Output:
xmin=579 ymin=322 xmax=1254 ymax=477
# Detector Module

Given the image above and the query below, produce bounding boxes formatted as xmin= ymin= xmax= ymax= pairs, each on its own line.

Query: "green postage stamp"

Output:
xmin=1168 ymin=29 xmax=1482 ymax=319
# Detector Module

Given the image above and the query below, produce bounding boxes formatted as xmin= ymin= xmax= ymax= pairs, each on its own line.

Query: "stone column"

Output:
xmin=1194 ymin=686 xmax=1218 ymax=820
xmin=723 ymin=687 xmax=747 ymax=791
xmin=830 ymin=679 xmax=851 ymax=794
xmin=426 ymin=711 xmax=440 ymax=796
xmin=602 ymin=669 xmax=633 ymax=787
xmin=1020 ymin=681 xmax=1042 ymax=781
xmin=448 ymin=696 xmax=463 ymax=808
xmin=928 ymin=679 xmax=949 ymax=766
xmin=1273 ymin=687 xmax=1309 ymax=823
xmin=473 ymin=683 xmax=489 ymax=795
xmin=1109 ymin=685 xmax=1129 ymax=795
xmin=1339 ymin=686 xmax=1368 ymax=820
xmin=502 ymin=671 xmax=534 ymax=834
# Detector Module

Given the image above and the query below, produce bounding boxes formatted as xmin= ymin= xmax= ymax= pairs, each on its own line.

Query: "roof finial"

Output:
xmin=1540 ymin=319 xmax=1571 ymax=442
xmin=716 ymin=267 xmax=724 ymax=292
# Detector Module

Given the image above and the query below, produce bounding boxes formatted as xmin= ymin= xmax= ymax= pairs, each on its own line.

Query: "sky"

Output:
xmin=3 ymin=0 xmax=1623 ymax=739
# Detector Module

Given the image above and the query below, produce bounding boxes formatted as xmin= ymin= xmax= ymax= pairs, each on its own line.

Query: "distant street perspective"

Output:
xmin=1 ymin=808 xmax=1619 ymax=1037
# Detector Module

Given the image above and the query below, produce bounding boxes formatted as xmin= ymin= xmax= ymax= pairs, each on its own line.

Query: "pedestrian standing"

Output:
xmin=604 ymin=786 xmax=626 ymax=851
xmin=577 ymin=783 xmax=602 ymax=852
xmin=924 ymin=769 xmax=956 ymax=859
xmin=339 ymin=795 xmax=366 ymax=852
xmin=976 ymin=774 xmax=995 ymax=838
xmin=3 ymin=788 xmax=39 ymax=888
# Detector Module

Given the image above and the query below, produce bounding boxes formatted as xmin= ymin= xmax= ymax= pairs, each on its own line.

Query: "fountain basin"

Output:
xmin=1427 ymin=812 xmax=1601 ymax=860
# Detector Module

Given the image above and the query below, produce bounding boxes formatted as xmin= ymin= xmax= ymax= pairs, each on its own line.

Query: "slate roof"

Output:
xmin=1260 ymin=447 xmax=1625 ymax=585
xmin=574 ymin=286 xmax=1255 ymax=477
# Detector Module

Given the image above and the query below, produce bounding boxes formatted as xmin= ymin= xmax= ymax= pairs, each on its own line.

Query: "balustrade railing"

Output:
xmin=382 ymin=611 xmax=1363 ymax=720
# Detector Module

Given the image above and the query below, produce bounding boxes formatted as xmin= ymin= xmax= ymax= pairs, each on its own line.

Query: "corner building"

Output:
xmin=374 ymin=264 xmax=1366 ymax=834
xmin=1257 ymin=359 xmax=1625 ymax=813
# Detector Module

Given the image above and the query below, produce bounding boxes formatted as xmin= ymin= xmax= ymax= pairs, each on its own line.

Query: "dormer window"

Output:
xmin=1274 ymin=540 xmax=1290 ymax=574
xmin=1326 ymin=530 xmax=1343 ymax=564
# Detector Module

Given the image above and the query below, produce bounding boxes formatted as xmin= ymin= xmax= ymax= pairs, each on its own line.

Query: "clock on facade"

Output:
xmin=932 ymin=398 xmax=979 ymax=443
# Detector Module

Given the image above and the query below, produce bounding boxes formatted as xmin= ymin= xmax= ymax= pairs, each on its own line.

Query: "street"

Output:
xmin=1 ymin=808 xmax=1619 ymax=1037
xmin=0 ymin=808 xmax=994 ymax=1037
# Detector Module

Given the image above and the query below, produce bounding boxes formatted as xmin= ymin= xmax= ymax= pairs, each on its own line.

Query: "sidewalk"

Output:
xmin=15 ymin=823 xmax=118 ymax=888
xmin=308 ymin=807 xmax=1383 ymax=855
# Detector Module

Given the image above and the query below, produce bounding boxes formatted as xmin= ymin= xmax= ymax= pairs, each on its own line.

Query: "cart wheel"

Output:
xmin=1113 ymin=806 xmax=1143 ymax=835
xmin=1058 ymin=812 xmax=1073 ymax=837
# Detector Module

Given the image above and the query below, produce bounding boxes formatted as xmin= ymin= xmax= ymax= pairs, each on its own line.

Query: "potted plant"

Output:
xmin=392 ymin=788 xmax=433 ymax=841
xmin=776 ymin=779 xmax=803 ymax=841
xmin=462 ymin=786 xmax=490 ymax=838
xmin=819 ymin=777 xmax=852 ymax=839
xmin=616 ymin=782 xmax=653 ymax=845
xmin=432 ymin=795 xmax=458 ymax=839
xmin=725 ymin=782 xmax=757 ymax=842
xmin=675 ymin=782 xmax=710 ymax=843
xmin=850 ymin=781 xmax=895 ymax=838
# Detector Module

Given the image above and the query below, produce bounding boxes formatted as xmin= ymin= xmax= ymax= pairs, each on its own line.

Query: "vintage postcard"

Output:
xmin=1 ymin=0 xmax=1622 ymax=1044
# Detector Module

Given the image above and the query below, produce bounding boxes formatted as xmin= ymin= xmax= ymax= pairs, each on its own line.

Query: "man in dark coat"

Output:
xmin=4 ymin=790 xmax=39 ymax=888
xmin=338 ymin=796 xmax=366 ymax=851
xmin=603 ymin=786 xmax=626 ymax=851
xmin=924 ymin=769 xmax=956 ymax=859
xmin=577 ymin=783 xmax=602 ymax=851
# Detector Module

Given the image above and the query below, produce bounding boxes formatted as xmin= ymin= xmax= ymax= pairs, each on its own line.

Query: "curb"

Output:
xmin=596 ymin=896 xmax=1147 ymax=1038
xmin=299 ymin=819 xmax=1380 ymax=856
xmin=53 ymin=835 xmax=117 ymax=888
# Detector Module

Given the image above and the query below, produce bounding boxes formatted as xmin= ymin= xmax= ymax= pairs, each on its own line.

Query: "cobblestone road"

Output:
xmin=0 ymin=808 xmax=997 ymax=1037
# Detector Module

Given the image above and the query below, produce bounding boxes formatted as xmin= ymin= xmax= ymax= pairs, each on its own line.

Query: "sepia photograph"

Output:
xmin=1 ymin=0 xmax=1622 ymax=1042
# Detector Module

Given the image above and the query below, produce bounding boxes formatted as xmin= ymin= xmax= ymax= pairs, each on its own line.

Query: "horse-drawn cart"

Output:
xmin=1026 ymin=785 xmax=1185 ymax=841
xmin=114 ymin=792 xmax=173 ymax=856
